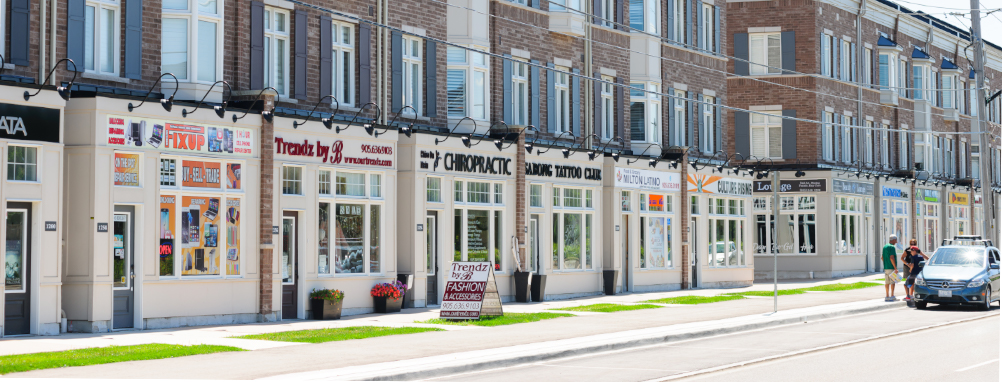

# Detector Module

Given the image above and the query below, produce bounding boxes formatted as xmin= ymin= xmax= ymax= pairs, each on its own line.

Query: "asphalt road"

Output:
xmin=432 ymin=305 xmax=999 ymax=382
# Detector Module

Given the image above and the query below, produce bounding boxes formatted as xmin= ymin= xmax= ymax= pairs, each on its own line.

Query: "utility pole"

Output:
xmin=971 ymin=0 xmax=996 ymax=243
xmin=772 ymin=170 xmax=780 ymax=313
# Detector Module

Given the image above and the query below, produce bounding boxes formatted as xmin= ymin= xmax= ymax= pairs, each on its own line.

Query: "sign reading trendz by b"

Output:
xmin=615 ymin=167 xmax=680 ymax=192
xmin=0 ymin=103 xmax=61 ymax=143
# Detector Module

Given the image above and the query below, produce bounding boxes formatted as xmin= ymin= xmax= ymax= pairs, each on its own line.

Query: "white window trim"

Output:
xmin=881 ymin=126 xmax=890 ymax=169
xmin=750 ymin=32 xmax=781 ymax=75
xmin=332 ymin=20 xmax=356 ymax=107
xmin=162 ymin=0 xmax=224 ymax=83
xmin=835 ymin=196 xmax=864 ymax=255
xmin=264 ymin=7 xmax=290 ymax=97
xmin=639 ymin=192 xmax=675 ymax=270
xmin=701 ymin=3 xmax=714 ymax=51
xmin=630 ymin=82 xmax=661 ymax=144
xmin=600 ymin=75 xmax=614 ymax=140
xmin=426 ymin=176 xmax=443 ymax=203
xmin=864 ymin=120 xmax=873 ymax=165
xmin=708 ymin=197 xmax=748 ymax=267
xmin=841 ymin=113 xmax=851 ymax=161
xmin=318 ymin=169 xmax=386 ymax=276
xmin=878 ymin=52 xmax=896 ymax=90
xmin=672 ymin=89 xmax=685 ymax=145
xmin=750 ymin=111 xmax=782 ymax=159
xmin=403 ymin=36 xmax=423 ymax=115
xmin=513 ymin=60 xmax=530 ymax=126
xmin=552 ymin=186 xmax=596 ymax=272
xmin=447 ymin=46 xmax=490 ymax=120
xmin=755 ymin=195 xmax=817 ymax=256
xmin=555 ymin=66 xmax=571 ymax=133
xmin=673 ymin=0 xmax=685 ymax=43
xmin=863 ymin=48 xmax=872 ymax=85
xmin=823 ymin=112 xmax=834 ymax=161
xmin=840 ymin=39 xmax=851 ymax=80
xmin=629 ymin=0 xmax=660 ymax=34
xmin=943 ymin=74 xmax=955 ymax=109
xmin=701 ymin=95 xmax=715 ymax=154
xmin=281 ymin=165 xmax=304 ymax=196
xmin=85 ymin=0 xmax=121 ymax=76
xmin=6 ymin=144 xmax=40 ymax=183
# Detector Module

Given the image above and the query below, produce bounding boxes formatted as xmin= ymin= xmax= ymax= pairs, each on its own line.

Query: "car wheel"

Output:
xmin=915 ymin=302 xmax=927 ymax=310
xmin=980 ymin=286 xmax=992 ymax=311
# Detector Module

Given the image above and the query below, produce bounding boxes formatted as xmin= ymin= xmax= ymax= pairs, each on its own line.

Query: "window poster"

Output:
xmin=647 ymin=217 xmax=665 ymax=268
xmin=467 ymin=210 xmax=490 ymax=263
xmin=182 ymin=160 xmax=222 ymax=189
xmin=318 ymin=203 xmax=330 ymax=274
xmin=226 ymin=198 xmax=240 ymax=275
xmin=181 ymin=196 xmax=221 ymax=275
xmin=159 ymin=195 xmax=176 ymax=276
xmin=227 ymin=163 xmax=242 ymax=190
xmin=114 ymin=153 xmax=141 ymax=186
xmin=334 ymin=203 xmax=364 ymax=273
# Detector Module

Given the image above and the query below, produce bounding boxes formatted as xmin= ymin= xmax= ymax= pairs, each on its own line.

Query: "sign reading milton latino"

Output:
xmin=275 ymin=137 xmax=393 ymax=167
xmin=440 ymin=262 xmax=503 ymax=320
xmin=615 ymin=167 xmax=680 ymax=192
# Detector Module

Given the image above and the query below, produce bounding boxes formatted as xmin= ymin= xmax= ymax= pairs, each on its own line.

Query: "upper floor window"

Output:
xmin=402 ymin=37 xmax=423 ymax=115
xmin=554 ymin=67 xmax=571 ymax=133
xmin=673 ymin=0 xmax=685 ymax=44
xmin=7 ymin=146 xmax=37 ymax=182
xmin=912 ymin=65 xmax=926 ymax=101
xmin=264 ymin=7 xmax=289 ymax=97
xmin=598 ymin=0 xmax=614 ymax=28
xmin=600 ymin=76 xmax=614 ymax=140
xmin=750 ymin=33 xmax=781 ymax=75
xmin=701 ymin=95 xmax=715 ymax=154
xmin=551 ymin=0 xmax=582 ymax=11
xmin=629 ymin=0 xmax=659 ymax=34
xmin=630 ymin=82 xmax=661 ymax=144
xmin=822 ymin=112 xmax=834 ymax=161
xmin=162 ymin=0 xmax=222 ymax=82
xmin=85 ymin=0 xmax=120 ymax=75
xmin=751 ymin=112 xmax=782 ymax=159
xmin=447 ymin=46 xmax=489 ymax=120
xmin=864 ymin=120 xmax=874 ymax=164
xmin=512 ymin=61 xmax=529 ymax=126
xmin=701 ymin=4 xmax=715 ymax=51
xmin=878 ymin=53 xmax=895 ymax=90
xmin=671 ymin=89 xmax=686 ymax=145
xmin=331 ymin=21 xmax=355 ymax=107
xmin=897 ymin=59 xmax=907 ymax=98
xmin=821 ymin=34 xmax=832 ymax=77
xmin=943 ymin=74 xmax=955 ymax=109
xmin=840 ymin=39 xmax=851 ymax=80
xmin=881 ymin=126 xmax=890 ymax=169
xmin=863 ymin=48 xmax=873 ymax=85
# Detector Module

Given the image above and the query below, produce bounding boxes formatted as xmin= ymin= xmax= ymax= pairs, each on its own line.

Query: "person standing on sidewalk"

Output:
xmin=883 ymin=235 xmax=899 ymax=301
xmin=904 ymin=239 xmax=928 ymax=301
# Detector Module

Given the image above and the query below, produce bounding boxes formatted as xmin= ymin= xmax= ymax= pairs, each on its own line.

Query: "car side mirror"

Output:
xmin=919 ymin=260 xmax=926 ymax=268
xmin=991 ymin=263 xmax=999 ymax=270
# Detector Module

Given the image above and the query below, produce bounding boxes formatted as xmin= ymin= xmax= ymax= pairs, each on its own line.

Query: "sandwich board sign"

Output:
xmin=440 ymin=262 xmax=503 ymax=319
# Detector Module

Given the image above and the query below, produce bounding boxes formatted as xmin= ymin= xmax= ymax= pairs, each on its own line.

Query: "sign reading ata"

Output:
xmin=0 ymin=103 xmax=61 ymax=143
xmin=106 ymin=115 xmax=254 ymax=157
xmin=440 ymin=262 xmax=503 ymax=320
xmin=615 ymin=167 xmax=681 ymax=192
xmin=275 ymin=137 xmax=394 ymax=168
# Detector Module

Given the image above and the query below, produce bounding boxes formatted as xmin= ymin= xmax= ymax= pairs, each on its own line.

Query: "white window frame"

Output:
xmin=454 ymin=179 xmax=507 ymax=272
xmin=841 ymin=113 xmax=851 ymax=161
xmin=403 ymin=36 xmax=422 ymax=115
xmin=701 ymin=95 xmax=715 ymax=154
xmin=281 ymin=165 xmax=303 ymax=195
xmin=447 ymin=46 xmax=489 ymax=120
xmin=629 ymin=82 xmax=661 ymax=144
xmin=555 ymin=67 xmax=571 ymax=133
xmin=755 ymin=196 xmax=817 ymax=255
xmin=823 ymin=112 xmax=834 ymax=161
xmin=161 ymin=0 xmax=223 ymax=83
xmin=864 ymin=120 xmax=873 ymax=165
xmin=601 ymin=75 xmax=614 ymax=140
xmin=899 ymin=129 xmax=908 ymax=170
xmin=821 ymin=34 xmax=831 ymax=77
xmin=598 ymin=0 xmax=614 ymax=28
xmin=552 ymin=186 xmax=596 ymax=272
xmin=750 ymin=33 xmax=781 ymax=75
xmin=673 ymin=0 xmax=685 ymax=43
xmin=708 ymin=197 xmax=747 ymax=267
xmin=318 ymin=170 xmax=386 ymax=276
xmin=264 ymin=7 xmax=290 ymax=97
xmin=840 ymin=39 xmax=851 ymax=80
xmin=85 ymin=0 xmax=121 ymax=75
xmin=629 ymin=0 xmax=659 ymax=34
xmin=513 ymin=60 xmax=530 ymax=126
xmin=835 ymin=196 xmax=864 ymax=255
xmin=898 ymin=59 xmax=908 ymax=98
xmin=7 ymin=145 xmax=39 ymax=182
xmin=639 ymin=192 xmax=674 ymax=270
xmin=332 ymin=21 xmax=355 ymax=107
xmin=751 ymin=111 xmax=782 ymax=159
xmin=881 ymin=125 xmax=890 ymax=169
xmin=878 ymin=52 xmax=895 ymax=90
xmin=701 ymin=3 xmax=714 ymax=51
xmin=943 ymin=73 xmax=955 ymax=109
xmin=672 ymin=89 xmax=685 ymax=145
xmin=863 ymin=48 xmax=872 ymax=85
xmin=426 ymin=177 xmax=442 ymax=203
xmin=552 ymin=0 xmax=582 ymax=11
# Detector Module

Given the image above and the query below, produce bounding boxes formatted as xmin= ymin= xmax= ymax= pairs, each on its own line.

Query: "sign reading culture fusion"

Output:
xmin=526 ymin=162 xmax=602 ymax=181
xmin=753 ymin=179 xmax=828 ymax=193
xmin=615 ymin=167 xmax=680 ymax=192
xmin=0 ymin=103 xmax=61 ymax=143
xmin=440 ymin=262 xmax=503 ymax=320
xmin=275 ymin=136 xmax=394 ymax=167
xmin=688 ymin=174 xmax=753 ymax=196
xmin=106 ymin=115 xmax=254 ymax=156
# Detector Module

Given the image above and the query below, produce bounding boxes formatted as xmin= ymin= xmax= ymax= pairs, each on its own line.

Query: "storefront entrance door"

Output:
xmin=281 ymin=213 xmax=298 ymax=319
xmin=621 ymin=217 xmax=629 ymax=292
xmin=112 ymin=207 xmax=136 ymax=329
xmin=425 ymin=213 xmax=438 ymax=305
xmin=4 ymin=204 xmax=30 ymax=335
xmin=689 ymin=217 xmax=698 ymax=288
xmin=530 ymin=215 xmax=540 ymax=274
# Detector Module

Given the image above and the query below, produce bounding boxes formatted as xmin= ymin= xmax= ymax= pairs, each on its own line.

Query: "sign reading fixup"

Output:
xmin=440 ymin=262 xmax=503 ymax=320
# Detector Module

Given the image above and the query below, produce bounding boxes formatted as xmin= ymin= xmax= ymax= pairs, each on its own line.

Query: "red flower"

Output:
xmin=370 ymin=283 xmax=403 ymax=299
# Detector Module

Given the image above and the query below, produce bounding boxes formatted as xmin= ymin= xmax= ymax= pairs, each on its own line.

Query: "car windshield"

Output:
xmin=928 ymin=248 xmax=985 ymax=267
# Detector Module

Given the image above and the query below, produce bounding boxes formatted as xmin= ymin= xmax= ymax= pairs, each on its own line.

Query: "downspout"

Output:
xmin=50 ymin=0 xmax=57 ymax=85
xmin=379 ymin=0 xmax=388 ymax=124
xmin=856 ymin=0 xmax=869 ymax=272
xmin=39 ymin=0 xmax=46 ymax=81
xmin=584 ymin=2 xmax=593 ymax=148
xmin=375 ymin=2 xmax=383 ymax=124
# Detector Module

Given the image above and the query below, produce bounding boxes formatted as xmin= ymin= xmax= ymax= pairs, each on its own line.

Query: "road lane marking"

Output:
xmin=956 ymin=359 xmax=999 ymax=372
xmin=640 ymin=313 xmax=997 ymax=382
xmin=540 ymin=364 xmax=690 ymax=372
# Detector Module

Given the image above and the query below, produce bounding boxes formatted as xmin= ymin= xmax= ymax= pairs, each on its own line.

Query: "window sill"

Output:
xmin=81 ymin=72 xmax=131 ymax=84
xmin=1 ymin=63 xmax=14 ymax=70
xmin=662 ymin=41 xmax=728 ymax=62
xmin=493 ymin=0 xmax=548 ymax=17
xmin=549 ymin=11 xmax=588 ymax=37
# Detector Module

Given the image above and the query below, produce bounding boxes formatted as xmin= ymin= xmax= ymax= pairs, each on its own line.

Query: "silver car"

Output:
xmin=913 ymin=241 xmax=1001 ymax=310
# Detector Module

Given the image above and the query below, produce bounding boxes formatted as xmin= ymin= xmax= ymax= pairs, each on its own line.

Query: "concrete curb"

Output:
xmin=263 ymin=300 xmax=907 ymax=381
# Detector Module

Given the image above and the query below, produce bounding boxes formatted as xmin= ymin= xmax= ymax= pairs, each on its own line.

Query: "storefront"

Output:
xmin=689 ymin=171 xmax=753 ymax=287
xmin=831 ymin=179 xmax=875 ymax=272
xmin=397 ymin=132 xmax=516 ymax=307
xmin=947 ymin=191 xmax=971 ymax=239
xmin=915 ymin=188 xmax=943 ymax=252
xmin=973 ymin=195 xmax=984 ymax=237
xmin=752 ymin=176 xmax=825 ymax=278
xmin=603 ymin=161 xmax=682 ymax=293
xmin=272 ymin=117 xmax=397 ymax=317
xmin=526 ymin=146 xmax=604 ymax=299
xmin=879 ymin=182 xmax=911 ymax=258
xmin=0 ymin=89 xmax=65 ymax=336
xmin=64 ymin=97 xmax=261 ymax=331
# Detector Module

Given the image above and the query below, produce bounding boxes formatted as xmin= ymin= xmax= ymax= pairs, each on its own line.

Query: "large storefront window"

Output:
xmin=709 ymin=198 xmax=746 ymax=267
xmin=318 ymin=170 xmax=384 ymax=275
xmin=949 ymin=205 xmax=969 ymax=238
xmin=639 ymin=193 xmax=673 ymax=269
xmin=836 ymin=196 xmax=863 ymax=254
xmin=754 ymin=196 xmax=815 ymax=255
xmin=453 ymin=180 xmax=505 ymax=271
xmin=882 ymin=198 xmax=910 ymax=252
xmin=552 ymin=186 xmax=594 ymax=271
xmin=916 ymin=190 xmax=941 ymax=252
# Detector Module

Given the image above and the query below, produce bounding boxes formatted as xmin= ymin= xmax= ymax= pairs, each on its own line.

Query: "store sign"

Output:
xmin=754 ymin=179 xmax=828 ymax=193
xmin=181 ymin=160 xmax=222 ymax=189
xmin=113 ymin=153 xmax=141 ymax=186
xmin=275 ymin=137 xmax=394 ymax=167
xmin=418 ymin=150 xmax=511 ymax=175
xmin=687 ymin=174 xmax=752 ymax=196
xmin=440 ymin=262 xmax=503 ymax=320
xmin=975 ymin=195 xmax=983 ymax=205
xmin=832 ymin=180 xmax=872 ymax=195
xmin=918 ymin=189 xmax=940 ymax=203
xmin=0 ymin=103 xmax=61 ymax=143
xmin=106 ymin=115 xmax=254 ymax=157
xmin=949 ymin=193 xmax=970 ymax=205
xmin=614 ymin=167 xmax=680 ymax=192
xmin=881 ymin=186 xmax=908 ymax=199
xmin=526 ymin=162 xmax=601 ymax=181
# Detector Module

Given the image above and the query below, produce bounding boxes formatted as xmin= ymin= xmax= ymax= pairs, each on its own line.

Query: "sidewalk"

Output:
xmin=4 ymin=273 xmax=895 ymax=379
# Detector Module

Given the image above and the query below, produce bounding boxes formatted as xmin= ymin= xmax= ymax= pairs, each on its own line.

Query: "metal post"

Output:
xmin=772 ymin=170 xmax=780 ymax=313
xmin=971 ymin=0 xmax=995 ymax=243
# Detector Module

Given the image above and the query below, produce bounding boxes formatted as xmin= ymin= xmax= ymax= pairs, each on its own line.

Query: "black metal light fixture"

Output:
xmin=562 ymin=134 xmax=597 ymax=159
xmin=469 ymin=121 xmax=508 ymax=148
xmin=293 ymin=95 xmax=341 ymax=129
xmin=180 ymin=80 xmax=232 ymax=118
xmin=536 ymin=131 xmax=572 ymax=155
xmin=588 ymin=137 xmax=624 ymax=161
xmin=371 ymin=106 xmax=417 ymax=138
xmin=626 ymin=144 xmax=657 ymax=165
xmin=437 ymin=117 xmax=476 ymax=146
xmin=128 ymin=73 xmax=179 ymax=112
xmin=338 ymin=103 xmax=380 ymax=134
xmin=24 ymin=58 xmax=78 ymax=101
xmin=231 ymin=87 xmax=280 ymax=123
xmin=522 ymin=126 xmax=539 ymax=153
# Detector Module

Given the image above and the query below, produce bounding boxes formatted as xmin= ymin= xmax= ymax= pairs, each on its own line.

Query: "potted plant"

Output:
xmin=371 ymin=281 xmax=407 ymax=313
xmin=309 ymin=288 xmax=345 ymax=320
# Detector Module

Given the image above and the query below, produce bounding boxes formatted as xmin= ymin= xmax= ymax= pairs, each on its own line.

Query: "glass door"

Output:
xmin=112 ymin=210 xmax=135 ymax=329
xmin=530 ymin=215 xmax=539 ymax=274
xmin=425 ymin=213 xmax=438 ymax=305
xmin=4 ymin=207 xmax=29 ymax=335
xmin=281 ymin=213 xmax=298 ymax=319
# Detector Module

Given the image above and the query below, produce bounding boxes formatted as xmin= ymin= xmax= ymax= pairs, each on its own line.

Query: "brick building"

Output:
xmin=727 ymin=0 xmax=1002 ymax=279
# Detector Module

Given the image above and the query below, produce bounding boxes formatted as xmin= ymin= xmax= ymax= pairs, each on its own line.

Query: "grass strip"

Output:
xmin=726 ymin=289 xmax=806 ymax=297
xmin=418 ymin=312 xmax=574 ymax=327
xmin=800 ymin=282 xmax=883 ymax=292
xmin=642 ymin=295 xmax=745 ymax=305
xmin=0 ymin=344 xmax=242 ymax=375
xmin=233 ymin=326 xmax=443 ymax=343
xmin=549 ymin=303 xmax=664 ymax=313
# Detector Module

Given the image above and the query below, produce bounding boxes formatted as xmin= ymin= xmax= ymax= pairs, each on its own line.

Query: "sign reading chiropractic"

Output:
xmin=615 ymin=167 xmax=680 ymax=192
xmin=275 ymin=137 xmax=394 ymax=167
xmin=420 ymin=150 xmax=511 ymax=175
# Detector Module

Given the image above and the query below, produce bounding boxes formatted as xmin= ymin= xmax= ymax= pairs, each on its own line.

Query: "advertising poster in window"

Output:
xmin=113 ymin=153 xmax=141 ymax=186
xmin=334 ymin=203 xmax=365 ymax=273
xmin=226 ymin=198 xmax=240 ymax=275
xmin=182 ymin=160 xmax=222 ymax=189
xmin=318 ymin=203 xmax=330 ymax=274
xmin=647 ymin=217 xmax=665 ymax=268
xmin=105 ymin=115 xmax=254 ymax=157
xmin=159 ymin=195 xmax=176 ymax=276
xmin=227 ymin=163 xmax=242 ymax=190
xmin=181 ymin=196 xmax=221 ymax=275
xmin=467 ymin=211 xmax=490 ymax=262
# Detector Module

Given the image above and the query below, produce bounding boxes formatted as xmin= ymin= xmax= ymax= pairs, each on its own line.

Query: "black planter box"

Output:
xmin=373 ymin=296 xmax=403 ymax=313
xmin=310 ymin=298 xmax=343 ymax=320
xmin=603 ymin=270 xmax=620 ymax=295
xmin=530 ymin=274 xmax=547 ymax=302
xmin=513 ymin=271 xmax=531 ymax=303
xmin=397 ymin=274 xmax=414 ymax=308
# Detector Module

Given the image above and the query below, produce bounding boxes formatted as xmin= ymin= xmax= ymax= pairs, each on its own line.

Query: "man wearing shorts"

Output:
xmin=882 ymin=235 xmax=899 ymax=302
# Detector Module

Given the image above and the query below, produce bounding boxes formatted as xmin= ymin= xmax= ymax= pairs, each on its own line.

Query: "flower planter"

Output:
xmin=373 ymin=296 xmax=403 ymax=313
xmin=531 ymin=274 xmax=547 ymax=302
xmin=513 ymin=271 xmax=531 ymax=303
xmin=310 ymin=298 xmax=343 ymax=320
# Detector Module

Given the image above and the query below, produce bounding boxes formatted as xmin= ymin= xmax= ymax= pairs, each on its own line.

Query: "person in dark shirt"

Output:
xmin=905 ymin=239 xmax=928 ymax=300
